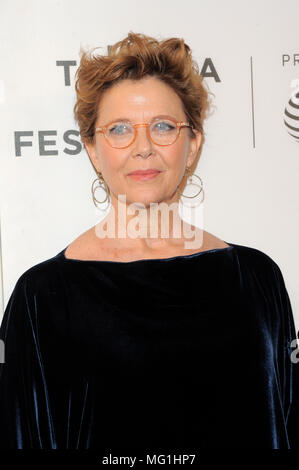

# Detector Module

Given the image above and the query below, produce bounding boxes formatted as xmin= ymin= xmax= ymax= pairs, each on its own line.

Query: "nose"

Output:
xmin=132 ymin=124 xmax=153 ymax=158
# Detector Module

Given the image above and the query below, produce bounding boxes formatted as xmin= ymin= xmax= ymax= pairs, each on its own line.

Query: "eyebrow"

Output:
xmin=104 ymin=114 xmax=180 ymax=124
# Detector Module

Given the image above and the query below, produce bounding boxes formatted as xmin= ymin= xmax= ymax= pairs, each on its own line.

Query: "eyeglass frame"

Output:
xmin=94 ymin=116 xmax=196 ymax=149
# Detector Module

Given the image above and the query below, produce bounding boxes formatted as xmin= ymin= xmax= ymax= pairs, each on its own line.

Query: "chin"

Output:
xmin=124 ymin=191 xmax=164 ymax=208
xmin=127 ymin=197 xmax=160 ymax=209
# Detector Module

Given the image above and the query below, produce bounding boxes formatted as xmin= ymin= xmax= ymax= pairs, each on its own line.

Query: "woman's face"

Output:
xmin=85 ymin=76 xmax=202 ymax=208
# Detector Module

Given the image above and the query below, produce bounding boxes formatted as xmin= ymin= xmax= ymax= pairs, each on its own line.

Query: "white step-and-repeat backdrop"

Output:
xmin=0 ymin=0 xmax=298 ymax=335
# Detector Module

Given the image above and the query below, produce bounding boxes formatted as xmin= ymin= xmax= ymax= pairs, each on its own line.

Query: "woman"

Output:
xmin=0 ymin=32 xmax=298 ymax=449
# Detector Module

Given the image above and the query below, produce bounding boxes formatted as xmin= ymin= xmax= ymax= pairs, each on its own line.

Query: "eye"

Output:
xmin=152 ymin=121 xmax=176 ymax=133
xmin=108 ymin=123 xmax=132 ymax=135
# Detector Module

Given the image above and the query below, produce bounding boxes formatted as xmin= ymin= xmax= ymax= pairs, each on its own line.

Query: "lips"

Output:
xmin=127 ymin=169 xmax=162 ymax=181
xmin=128 ymin=169 xmax=161 ymax=176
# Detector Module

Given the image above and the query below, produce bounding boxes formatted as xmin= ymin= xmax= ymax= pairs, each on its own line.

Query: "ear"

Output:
xmin=186 ymin=130 xmax=202 ymax=168
xmin=84 ymin=139 xmax=100 ymax=172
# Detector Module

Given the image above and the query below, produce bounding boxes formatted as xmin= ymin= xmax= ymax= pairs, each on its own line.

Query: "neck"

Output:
xmin=94 ymin=191 xmax=203 ymax=252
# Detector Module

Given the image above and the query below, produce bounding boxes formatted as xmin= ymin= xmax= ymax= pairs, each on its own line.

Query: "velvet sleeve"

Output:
xmin=0 ymin=274 xmax=57 ymax=449
xmin=273 ymin=263 xmax=299 ymax=448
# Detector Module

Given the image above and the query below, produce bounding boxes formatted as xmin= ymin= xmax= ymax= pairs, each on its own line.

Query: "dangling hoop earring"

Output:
xmin=91 ymin=170 xmax=110 ymax=207
xmin=177 ymin=167 xmax=205 ymax=202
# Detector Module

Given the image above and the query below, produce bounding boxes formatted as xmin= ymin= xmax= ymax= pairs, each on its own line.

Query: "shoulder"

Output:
xmin=2 ymin=251 xmax=65 ymax=331
xmin=230 ymin=241 xmax=278 ymax=265
xmin=229 ymin=243 xmax=294 ymax=333
xmin=202 ymin=231 xmax=283 ymax=278
xmin=12 ymin=250 xmax=65 ymax=295
xmin=229 ymin=241 xmax=285 ymax=285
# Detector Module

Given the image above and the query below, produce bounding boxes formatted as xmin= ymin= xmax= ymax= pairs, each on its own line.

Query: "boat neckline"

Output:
xmin=58 ymin=241 xmax=234 ymax=265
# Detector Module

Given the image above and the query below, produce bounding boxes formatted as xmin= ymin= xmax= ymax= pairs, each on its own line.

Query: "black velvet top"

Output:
xmin=0 ymin=241 xmax=298 ymax=449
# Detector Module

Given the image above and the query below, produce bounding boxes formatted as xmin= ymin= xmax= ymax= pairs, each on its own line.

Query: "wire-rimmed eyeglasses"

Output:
xmin=95 ymin=115 xmax=195 ymax=149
